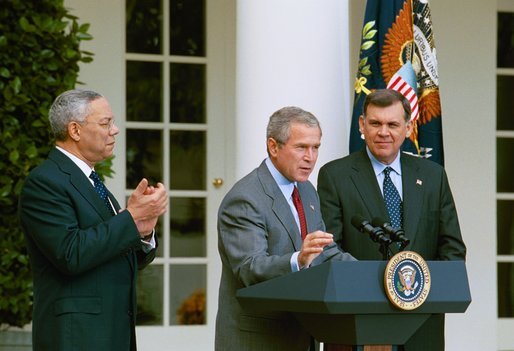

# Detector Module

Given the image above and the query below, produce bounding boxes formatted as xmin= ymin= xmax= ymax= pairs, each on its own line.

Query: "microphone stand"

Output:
xmin=379 ymin=241 xmax=393 ymax=261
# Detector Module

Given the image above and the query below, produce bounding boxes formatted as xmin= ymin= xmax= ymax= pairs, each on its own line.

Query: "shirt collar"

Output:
xmin=366 ymin=147 xmax=402 ymax=177
xmin=265 ymin=158 xmax=296 ymax=199
xmin=55 ymin=146 xmax=94 ymax=179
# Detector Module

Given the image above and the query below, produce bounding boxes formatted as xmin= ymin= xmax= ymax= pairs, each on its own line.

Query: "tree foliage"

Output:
xmin=0 ymin=0 xmax=94 ymax=327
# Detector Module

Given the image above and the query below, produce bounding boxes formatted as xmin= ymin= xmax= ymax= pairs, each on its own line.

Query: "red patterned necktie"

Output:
xmin=292 ymin=186 xmax=307 ymax=241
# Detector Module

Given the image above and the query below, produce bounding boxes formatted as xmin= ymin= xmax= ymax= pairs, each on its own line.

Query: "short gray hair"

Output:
xmin=266 ymin=106 xmax=321 ymax=145
xmin=49 ymin=89 xmax=103 ymax=141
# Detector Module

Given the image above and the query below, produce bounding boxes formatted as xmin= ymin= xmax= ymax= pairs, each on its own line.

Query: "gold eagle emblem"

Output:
xmin=380 ymin=0 xmax=441 ymax=142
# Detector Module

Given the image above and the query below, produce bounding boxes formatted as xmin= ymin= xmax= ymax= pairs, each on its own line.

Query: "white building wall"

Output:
xmin=235 ymin=0 xmax=351 ymax=181
xmin=430 ymin=0 xmax=496 ymax=349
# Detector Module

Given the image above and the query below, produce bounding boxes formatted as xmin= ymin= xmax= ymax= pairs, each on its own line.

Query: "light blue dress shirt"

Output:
xmin=366 ymin=147 xmax=403 ymax=199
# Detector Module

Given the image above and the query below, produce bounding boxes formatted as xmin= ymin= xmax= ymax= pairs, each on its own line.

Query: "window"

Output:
xmin=497 ymin=5 xmax=514 ymax=348
xmin=125 ymin=0 xmax=208 ymax=327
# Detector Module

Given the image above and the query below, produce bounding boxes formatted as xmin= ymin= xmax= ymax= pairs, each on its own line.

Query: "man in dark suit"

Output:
xmin=215 ymin=106 xmax=355 ymax=351
xmin=19 ymin=89 xmax=168 ymax=351
xmin=317 ymin=89 xmax=466 ymax=351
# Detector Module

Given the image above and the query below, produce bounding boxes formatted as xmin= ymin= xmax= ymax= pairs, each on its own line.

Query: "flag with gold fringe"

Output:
xmin=349 ymin=0 xmax=444 ymax=165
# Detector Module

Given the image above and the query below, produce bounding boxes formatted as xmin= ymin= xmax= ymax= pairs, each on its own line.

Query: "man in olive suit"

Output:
xmin=318 ymin=89 xmax=466 ymax=351
xmin=19 ymin=89 xmax=168 ymax=351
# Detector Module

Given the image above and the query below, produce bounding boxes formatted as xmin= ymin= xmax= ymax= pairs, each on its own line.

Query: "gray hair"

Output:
xmin=49 ymin=89 xmax=103 ymax=141
xmin=266 ymin=106 xmax=321 ymax=145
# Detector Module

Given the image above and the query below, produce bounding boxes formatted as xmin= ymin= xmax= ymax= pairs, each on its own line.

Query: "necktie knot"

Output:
xmin=292 ymin=186 xmax=307 ymax=241
xmin=89 ymin=171 xmax=115 ymax=216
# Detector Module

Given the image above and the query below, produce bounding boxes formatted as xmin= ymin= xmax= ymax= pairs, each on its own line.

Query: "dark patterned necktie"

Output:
xmin=383 ymin=167 xmax=403 ymax=228
xmin=292 ymin=186 xmax=307 ymax=241
xmin=89 ymin=171 xmax=115 ymax=216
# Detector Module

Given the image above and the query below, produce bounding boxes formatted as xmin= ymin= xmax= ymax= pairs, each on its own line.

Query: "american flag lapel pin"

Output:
xmin=416 ymin=179 xmax=422 ymax=186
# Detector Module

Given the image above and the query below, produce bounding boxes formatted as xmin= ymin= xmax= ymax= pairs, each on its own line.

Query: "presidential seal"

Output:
xmin=384 ymin=251 xmax=431 ymax=310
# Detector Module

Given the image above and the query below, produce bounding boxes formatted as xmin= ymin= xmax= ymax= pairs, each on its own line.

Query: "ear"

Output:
xmin=358 ymin=115 xmax=365 ymax=133
xmin=68 ymin=121 xmax=81 ymax=142
xmin=405 ymin=120 xmax=413 ymax=138
xmin=267 ymin=137 xmax=279 ymax=157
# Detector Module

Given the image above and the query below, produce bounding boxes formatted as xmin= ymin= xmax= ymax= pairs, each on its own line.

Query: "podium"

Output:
xmin=236 ymin=261 xmax=471 ymax=346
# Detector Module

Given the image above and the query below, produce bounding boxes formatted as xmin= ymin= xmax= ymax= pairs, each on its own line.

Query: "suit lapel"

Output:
xmin=351 ymin=150 xmax=389 ymax=220
xmin=401 ymin=154 xmax=423 ymax=244
xmin=49 ymin=148 xmax=136 ymax=274
xmin=49 ymin=148 xmax=115 ymax=221
xmin=257 ymin=162 xmax=303 ymax=251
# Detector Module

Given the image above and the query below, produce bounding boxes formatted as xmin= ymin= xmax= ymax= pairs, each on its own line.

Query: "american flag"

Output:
xmin=387 ymin=74 xmax=419 ymax=122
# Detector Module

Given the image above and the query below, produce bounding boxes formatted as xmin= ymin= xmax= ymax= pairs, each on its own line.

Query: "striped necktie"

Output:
xmin=291 ymin=186 xmax=307 ymax=240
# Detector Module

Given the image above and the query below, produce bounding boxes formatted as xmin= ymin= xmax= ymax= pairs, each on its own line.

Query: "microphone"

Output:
xmin=351 ymin=215 xmax=391 ymax=245
xmin=371 ymin=217 xmax=410 ymax=249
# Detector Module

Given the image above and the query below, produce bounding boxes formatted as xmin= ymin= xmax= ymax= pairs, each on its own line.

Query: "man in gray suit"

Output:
xmin=317 ymin=89 xmax=466 ymax=351
xmin=215 ymin=106 xmax=355 ymax=351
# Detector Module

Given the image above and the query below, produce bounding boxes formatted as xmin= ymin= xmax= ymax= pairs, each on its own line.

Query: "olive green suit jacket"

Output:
xmin=19 ymin=148 xmax=156 ymax=351
xmin=317 ymin=149 xmax=466 ymax=351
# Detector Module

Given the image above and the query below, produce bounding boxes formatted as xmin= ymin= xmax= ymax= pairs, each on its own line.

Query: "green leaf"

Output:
xmin=78 ymin=23 xmax=91 ymax=32
xmin=11 ymin=76 xmax=22 ymax=94
xmin=25 ymin=145 xmax=38 ymax=158
xmin=362 ymin=65 xmax=372 ymax=76
xmin=9 ymin=150 xmax=19 ymax=162
xmin=362 ymin=21 xmax=376 ymax=37
xmin=0 ymin=67 xmax=10 ymax=78
xmin=77 ymin=32 xmax=93 ymax=40
xmin=363 ymin=29 xmax=377 ymax=40
xmin=361 ymin=41 xmax=375 ymax=51
xmin=32 ymin=120 xmax=45 ymax=127
xmin=19 ymin=17 xmax=30 ymax=31
xmin=0 ymin=182 xmax=12 ymax=197
xmin=40 ymin=49 xmax=55 ymax=58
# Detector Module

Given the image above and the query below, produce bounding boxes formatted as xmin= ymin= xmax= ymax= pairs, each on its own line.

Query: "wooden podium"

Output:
xmin=236 ymin=261 xmax=471 ymax=347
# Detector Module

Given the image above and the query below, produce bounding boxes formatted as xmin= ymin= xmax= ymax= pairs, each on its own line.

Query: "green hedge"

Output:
xmin=0 ymin=0 xmax=94 ymax=327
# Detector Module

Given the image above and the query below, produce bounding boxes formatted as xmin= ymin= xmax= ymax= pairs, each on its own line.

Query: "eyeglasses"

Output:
xmin=79 ymin=119 xmax=116 ymax=131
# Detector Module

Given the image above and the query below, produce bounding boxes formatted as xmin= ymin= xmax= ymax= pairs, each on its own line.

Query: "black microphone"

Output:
xmin=351 ymin=215 xmax=391 ymax=245
xmin=371 ymin=217 xmax=410 ymax=249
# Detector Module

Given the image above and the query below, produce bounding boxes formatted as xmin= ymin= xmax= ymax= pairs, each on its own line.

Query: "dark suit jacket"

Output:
xmin=317 ymin=149 xmax=466 ymax=351
xmin=19 ymin=148 xmax=156 ymax=351
xmin=215 ymin=160 xmax=355 ymax=351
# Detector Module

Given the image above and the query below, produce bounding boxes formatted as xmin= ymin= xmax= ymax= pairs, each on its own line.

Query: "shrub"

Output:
xmin=0 ymin=0 xmax=96 ymax=327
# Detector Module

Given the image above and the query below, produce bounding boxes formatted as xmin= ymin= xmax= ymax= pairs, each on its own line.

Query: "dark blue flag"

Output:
xmin=349 ymin=0 xmax=444 ymax=166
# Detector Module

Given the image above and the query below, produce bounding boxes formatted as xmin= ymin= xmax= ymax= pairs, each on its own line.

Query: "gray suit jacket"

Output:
xmin=317 ymin=149 xmax=466 ymax=350
xmin=215 ymin=160 xmax=354 ymax=351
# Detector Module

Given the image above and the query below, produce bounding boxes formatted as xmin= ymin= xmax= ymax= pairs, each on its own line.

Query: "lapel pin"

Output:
xmin=416 ymin=179 xmax=422 ymax=186
xmin=310 ymin=204 xmax=315 ymax=211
